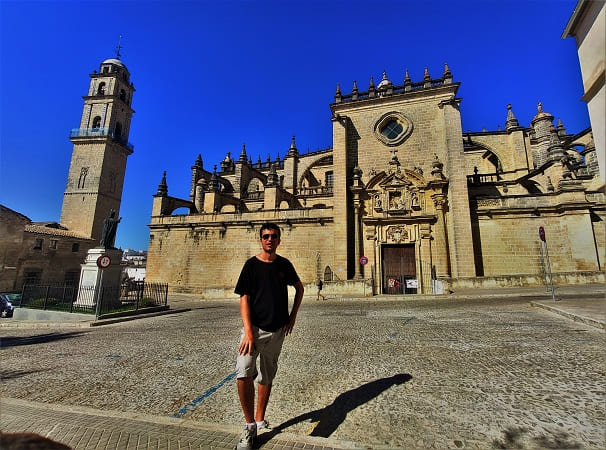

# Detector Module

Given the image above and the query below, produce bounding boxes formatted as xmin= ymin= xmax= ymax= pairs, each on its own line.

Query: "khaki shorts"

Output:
xmin=235 ymin=326 xmax=285 ymax=385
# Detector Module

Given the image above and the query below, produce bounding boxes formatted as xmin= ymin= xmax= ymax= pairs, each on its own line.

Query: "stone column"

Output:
xmin=194 ymin=184 xmax=205 ymax=213
xmin=431 ymin=193 xmax=451 ymax=278
xmin=418 ymin=223 xmax=433 ymax=294
xmin=441 ymin=100 xmax=476 ymax=277
xmin=353 ymin=197 xmax=362 ymax=279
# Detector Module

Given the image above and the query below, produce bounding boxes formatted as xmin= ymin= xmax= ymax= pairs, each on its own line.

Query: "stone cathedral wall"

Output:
xmin=475 ymin=211 xmax=603 ymax=277
xmin=147 ymin=217 xmax=337 ymax=295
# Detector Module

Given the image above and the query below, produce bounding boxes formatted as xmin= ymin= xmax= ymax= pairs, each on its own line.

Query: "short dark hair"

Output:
xmin=259 ymin=222 xmax=281 ymax=239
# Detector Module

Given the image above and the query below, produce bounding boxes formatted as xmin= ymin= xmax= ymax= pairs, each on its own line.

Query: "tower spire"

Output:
xmin=505 ymin=104 xmax=520 ymax=131
xmin=157 ymin=171 xmax=168 ymax=196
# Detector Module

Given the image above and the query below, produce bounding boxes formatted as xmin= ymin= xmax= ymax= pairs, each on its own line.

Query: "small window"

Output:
xmin=102 ymin=66 xmax=109 ymax=74
xmin=23 ymin=270 xmax=41 ymax=286
xmin=33 ymin=238 xmax=43 ymax=250
xmin=120 ymin=89 xmax=126 ymax=101
xmin=49 ymin=239 xmax=58 ymax=250
xmin=373 ymin=112 xmax=413 ymax=146
xmin=97 ymin=82 xmax=106 ymax=95
xmin=92 ymin=116 xmax=101 ymax=129
xmin=323 ymin=266 xmax=333 ymax=282
xmin=72 ymin=243 xmax=80 ymax=252
xmin=381 ymin=120 xmax=403 ymax=140
xmin=325 ymin=171 xmax=334 ymax=187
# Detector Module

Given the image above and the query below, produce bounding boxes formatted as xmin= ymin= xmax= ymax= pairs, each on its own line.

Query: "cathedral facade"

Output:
xmin=146 ymin=65 xmax=604 ymax=296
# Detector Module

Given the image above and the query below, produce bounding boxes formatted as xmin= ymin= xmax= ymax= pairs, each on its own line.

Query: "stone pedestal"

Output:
xmin=75 ymin=247 xmax=123 ymax=311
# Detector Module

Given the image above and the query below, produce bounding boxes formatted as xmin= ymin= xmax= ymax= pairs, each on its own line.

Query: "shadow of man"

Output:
xmin=257 ymin=373 xmax=412 ymax=446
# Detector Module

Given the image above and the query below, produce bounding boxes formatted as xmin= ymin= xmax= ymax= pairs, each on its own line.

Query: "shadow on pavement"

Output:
xmin=0 ymin=368 xmax=51 ymax=381
xmin=258 ymin=373 xmax=412 ymax=445
xmin=0 ymin=332 xmax=86 ymax=348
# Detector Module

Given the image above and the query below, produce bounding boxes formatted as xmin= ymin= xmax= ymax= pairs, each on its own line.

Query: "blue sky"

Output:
xmin=0 ymin=0 xmax=588 ymax=251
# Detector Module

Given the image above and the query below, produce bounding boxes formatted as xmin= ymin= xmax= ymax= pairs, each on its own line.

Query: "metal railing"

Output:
xmin=70 ymin=127 xmax=134 ymax=151
xmin=242 ymin=191 xmax=264 ymax=200
xmin=299 ymin=185 xmax=333 ymax=196
xmin=467 ymin=172 xmax=502 ymax=185
xmin=20 ymin=281 xmax=168 ymax=317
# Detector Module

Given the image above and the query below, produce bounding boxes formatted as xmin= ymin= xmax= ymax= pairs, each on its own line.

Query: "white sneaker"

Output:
xmin=235 ymin=424 xmax=256 ymax=450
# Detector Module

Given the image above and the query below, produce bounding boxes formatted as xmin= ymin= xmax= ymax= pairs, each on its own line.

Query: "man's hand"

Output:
xmin=238 ymin=295 xmax=255 ymax=355
xmin=283 ymin=315 xmax=296 ymax=336
xmin=284 ymin=280 xmax=304 ymax=337
xmin=238 ymin=333 xmax=255 ymax=355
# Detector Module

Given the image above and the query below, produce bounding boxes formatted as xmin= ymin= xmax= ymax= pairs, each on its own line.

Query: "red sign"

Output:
xmin=538 ymin=226 xmax=546 ymax=242
xmin=359 ymin=256 xmax=368 ymax=265
xmin=97 ymin=254 xmax=112 ymax=269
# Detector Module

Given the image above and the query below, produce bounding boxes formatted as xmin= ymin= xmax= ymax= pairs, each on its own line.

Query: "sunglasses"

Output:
xmin=261 ymin=233 xmax=280 ymax=240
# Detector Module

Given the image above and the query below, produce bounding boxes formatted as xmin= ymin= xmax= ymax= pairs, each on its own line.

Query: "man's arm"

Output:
xmin=284 ymin=280 xmax=304 ymax=336
xmin=238 ymin=294 xmax=255 ymax=355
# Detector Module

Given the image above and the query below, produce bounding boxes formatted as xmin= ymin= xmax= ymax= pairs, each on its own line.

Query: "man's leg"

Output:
xmin=255 ymin=383 xmax=272 ymax=422
xmin=237 ymin=377 xmax=255 ymax=424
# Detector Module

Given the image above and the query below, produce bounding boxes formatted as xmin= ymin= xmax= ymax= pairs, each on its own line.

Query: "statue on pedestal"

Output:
xmin=100 ymin=210 xmax=121 ymax=248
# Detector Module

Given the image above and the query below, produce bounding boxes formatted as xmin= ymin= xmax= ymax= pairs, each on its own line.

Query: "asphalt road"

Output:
xmin=1 ymin=296 xmax=604 ymax=449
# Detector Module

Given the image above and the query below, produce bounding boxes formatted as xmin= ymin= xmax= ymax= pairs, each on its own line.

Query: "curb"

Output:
xmin=0 ymin=308 xmax=191 ymax=329
xmin=530 ymin=301 xmax=605 ymax=330
xmin=0 ymin=397 xmax=370 ymax=450
xmin=90 ymin=307 xmax=191 ymax=326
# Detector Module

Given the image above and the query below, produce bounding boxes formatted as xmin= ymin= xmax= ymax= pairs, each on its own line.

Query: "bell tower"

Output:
xmin=60 ymin=55 xmax=135 ymax=242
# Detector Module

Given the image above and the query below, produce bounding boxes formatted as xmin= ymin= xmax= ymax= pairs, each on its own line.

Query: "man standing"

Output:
xmin=234 ymin=223 xmax=304 ymax=450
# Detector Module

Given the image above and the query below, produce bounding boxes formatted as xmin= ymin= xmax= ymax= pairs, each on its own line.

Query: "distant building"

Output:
xmin=122 ymin=249 xmax=147 ymax=281
xmin=0 ymin=205 xmax=93 ymax=291
xmin=0 ymin=56 xmax=135 ymax=292
xmin=563 ymin=0 xmax=605 ymax=183
xmin=147 ymin=67 xmax=604 ymax=296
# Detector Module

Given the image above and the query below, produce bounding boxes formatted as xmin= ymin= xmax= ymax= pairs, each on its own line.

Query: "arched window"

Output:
xmin=323 ymin=266 xmax=334 ymax=281
xmin=97 ymin=82 xmax=106 ymax=95
xmin=92 ymin=116 xmax=101 ymax=129
xmin=119 ymin=89 xmax=126 ymax=101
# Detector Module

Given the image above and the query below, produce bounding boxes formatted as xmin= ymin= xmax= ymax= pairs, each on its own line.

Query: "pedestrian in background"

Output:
xmin=316 ymin=277 xmax=325 ymax=301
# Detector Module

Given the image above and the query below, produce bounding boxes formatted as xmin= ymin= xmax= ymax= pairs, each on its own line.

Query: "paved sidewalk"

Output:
xmin=530 ymin=297 xmax=605 ymax=330
xmin=0 ymin=397 xmax=361 ymax=450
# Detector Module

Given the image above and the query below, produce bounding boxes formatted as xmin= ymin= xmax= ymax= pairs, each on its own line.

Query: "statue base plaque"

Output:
xmin=75 ymin=247 xmax=123 ymax=311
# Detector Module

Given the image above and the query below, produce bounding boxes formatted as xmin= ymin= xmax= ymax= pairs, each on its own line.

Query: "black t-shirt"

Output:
xmin=234 ymin=255 xmax=300 ymax=331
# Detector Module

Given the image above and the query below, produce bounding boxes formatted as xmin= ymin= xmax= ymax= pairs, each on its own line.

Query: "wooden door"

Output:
xmin=382 ymin=245 xmax=417 ymax=294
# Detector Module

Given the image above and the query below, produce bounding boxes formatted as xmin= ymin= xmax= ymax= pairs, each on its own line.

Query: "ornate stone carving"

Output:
xmin=476 ymin=198 xmax=500 ymax=208
xmin=373 ymin=193 xmax=383 ymax=212
xmin=386 ymin=226 xmax=409 ymax=243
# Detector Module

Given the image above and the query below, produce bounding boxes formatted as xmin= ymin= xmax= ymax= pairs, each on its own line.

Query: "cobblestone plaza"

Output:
xmin=1 ymin=294 xmax=604 ymax=449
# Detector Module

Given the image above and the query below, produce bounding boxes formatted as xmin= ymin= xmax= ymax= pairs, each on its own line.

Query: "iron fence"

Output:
xmin=20 ymin=281 xmax=168 ymax=317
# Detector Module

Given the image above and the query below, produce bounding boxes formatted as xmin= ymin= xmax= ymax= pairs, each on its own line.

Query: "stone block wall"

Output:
xmin=17 ymin=232 xmax=93 ymax=286
xmin=476 ymin=211 xmax=601 ymax=276
xmin=0 ymin=207 xmax=29 ymax=291
xmin=61 ymin=141 xmax=129 ymax=241
xmin=147 ymin=217 xmax=336 ymax=293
